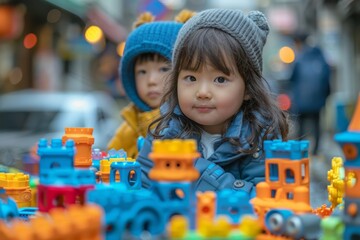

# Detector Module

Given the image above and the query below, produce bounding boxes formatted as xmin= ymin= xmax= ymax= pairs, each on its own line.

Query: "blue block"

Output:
xmin=216 ymin=189 xmax=254 ymax=224
xmin=37 ymin=138 xmax=75 ymax=175
xmin=264 ymin=140 xmax=309 ymax=160
xmin=151 ymin=182 xmax=197 ymax=229
xmin=87 ymin=184 xmax=165 ymax=239
xmin=18 ymin=207 xmax=37 ymax=221
xmin=40 ymin=168 xmax=96 ymax=186
xmin=109 ymin=161 xmax=141 ymax=190
xmin=343 ymin=224 xmax=360 ymax=240
xmin=0 ymin=193 xmax=18 ymax=221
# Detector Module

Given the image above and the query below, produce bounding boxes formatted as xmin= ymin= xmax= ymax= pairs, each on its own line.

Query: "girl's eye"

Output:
xmin=185 ymin=76 xmax=196 ymax=82
xmin=160 ymin=67 xmax=170 ymax=72
xmin=215 ymin=77 xmax=227 ymax=84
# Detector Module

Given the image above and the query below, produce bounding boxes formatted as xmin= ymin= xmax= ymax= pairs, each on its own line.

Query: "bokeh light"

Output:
xmin=279 ymin=46 xmax=295 ymax=64
xmin=23 ymin=33 xmax=37 ymax=49
xmin=277 ymin=93 xmax=291 ymax=111
xmin=117 ymin=42 xmax=126 ymax=57
xmin=85 ymin=25 xmax=103 ymax=44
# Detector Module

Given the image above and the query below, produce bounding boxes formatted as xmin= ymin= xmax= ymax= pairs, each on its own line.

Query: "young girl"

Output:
xmin=107 ymin=10 xmax=194 ymax=158
xmin=137 ymin=9 xmax=289 ymax=196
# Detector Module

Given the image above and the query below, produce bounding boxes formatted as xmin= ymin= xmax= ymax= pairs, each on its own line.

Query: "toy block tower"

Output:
xmin=148 ymin=139 xmax=200 ymax=229
xmin=251 ymin=140 xmax=312 ymax=231
xmin=0 ymin=173 xmax=31 ymax=208
xmin=149 ymin=139 xmax=199 ymax=182
xmin=37 ymin=138 xmax=75 ymax=175
xmin=334 ymin=94 xmax=360 ymax=240
xmin=62 ymin=127 xmax=94 ymax=168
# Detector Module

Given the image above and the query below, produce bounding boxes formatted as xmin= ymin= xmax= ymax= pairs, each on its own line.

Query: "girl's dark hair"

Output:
xmin=149 ymin=28 xmax=289 ymax=154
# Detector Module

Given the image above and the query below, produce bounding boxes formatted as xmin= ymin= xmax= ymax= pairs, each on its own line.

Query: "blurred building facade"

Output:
xmin=0 ymin=0 xmax=359 ymax=128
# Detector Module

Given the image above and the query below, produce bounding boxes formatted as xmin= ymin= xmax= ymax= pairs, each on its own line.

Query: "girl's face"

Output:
xmin=177 ymin=61 xmax=248 ymax=134
xmin=135 ymin=59 xmax=170 ymax=109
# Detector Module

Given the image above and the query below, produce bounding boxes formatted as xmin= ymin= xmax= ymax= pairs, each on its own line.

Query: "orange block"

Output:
xmin=348 ymin=94 xmax=360 ymax=131
xmin=62 ymin=128 xmax=94 ymax=168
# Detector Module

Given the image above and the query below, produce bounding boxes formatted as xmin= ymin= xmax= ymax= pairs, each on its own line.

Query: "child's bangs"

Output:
xmin=135 ymin=53 xmax=168 ymax=64
xmin=177 ymin=28 xmax=237 ymax=75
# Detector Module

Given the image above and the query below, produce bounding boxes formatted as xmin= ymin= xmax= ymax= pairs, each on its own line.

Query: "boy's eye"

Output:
xmin=214 ymin=77 xmax=227 ymax=84
xmin=185 ymin=76 xmax=196 ymax=82
xmin=137 ymin=70 xmax=146 ymax=75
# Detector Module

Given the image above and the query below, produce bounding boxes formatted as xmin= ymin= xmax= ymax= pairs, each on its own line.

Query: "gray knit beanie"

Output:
xmin=173 ymin=9 xmax=270 ymax=73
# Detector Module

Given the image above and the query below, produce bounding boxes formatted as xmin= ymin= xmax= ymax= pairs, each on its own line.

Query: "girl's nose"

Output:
xmin=196 ymin=83 xmax=211 ymax=99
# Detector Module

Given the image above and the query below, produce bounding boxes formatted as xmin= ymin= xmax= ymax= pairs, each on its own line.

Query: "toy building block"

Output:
xmin=37 ymin=138 xmax=75 ymax=174
xmin=265 ymin=209 xmax=294 ymax=236
xmin=285 ymin=213 xmax=321 ymax=240
xmin=87 ymin=184 xmax=166 ymax=239
xmin=238 ymin=215 xmax=262 ymax=238
xmin=91 ymin=148 xmax=108 ymax=171
xmin=0 ymin=188 xmax=18 ymax=221
xmin=312 ymin=204 xmax=333 ymax=218
xmin=251 ymin=140 xmax=312 ymax=231
xmin=334 ymin=93 xmax=360 ymax=240
xmin=39 ymin=168 xmax=96 ymax=187
xmin=62 ymin=127 xmax=94 ymax=168
xmin=0 ymin=204 xmax=103 ymax=240
xmin=29 ymin=176 xmax=38 ymax=206
xmin=151 ymin=181 xmax=197 ymax=229
xmin=320 ymin=216 xmax=344 ymax=240
xmin=148 ymin=139 xmax=200 ymax=182
xmin=0 ymin=173 xmax=31 ymax=208
xmin=110 ymin=160 xmax=141 ymax=190
xmin=196 ymin=191 xmax=216 ymax=229
xmin=197 ymin=215 xmax=232 ymax=238
xmin=37 ymin=185 xmax=77 ymax=212
xmin=264 ymin=140 xmax=309 ymax=160
xmin=18 ymin=207 xmax=38 ymax=221
xmin=327 ymin=157 xmax=345 ymax=209
xmin=216 ymin=189 xmax=254 ymax=224
xmin=98 ymin=158 xmax=123 ymax=183
xmin=347 ymin=94 xmax=360 ymax=132
xmin=167 ymin=215 xmax=189 ymax=239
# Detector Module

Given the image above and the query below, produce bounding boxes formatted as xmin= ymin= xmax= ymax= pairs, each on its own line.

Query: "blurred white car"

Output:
xmin=0 ymin=90 xmax=121 ymax=168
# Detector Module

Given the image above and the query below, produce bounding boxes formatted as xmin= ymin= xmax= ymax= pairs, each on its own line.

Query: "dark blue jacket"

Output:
xmin=289 ymin=45 xmax=331 ymax=113
xmin=137 ymin=107 xmax=275 ymax=197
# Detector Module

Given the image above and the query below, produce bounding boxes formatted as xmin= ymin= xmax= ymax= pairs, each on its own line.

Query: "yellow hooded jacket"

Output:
xmin=107 ymin=103 xmax=160 ymax=159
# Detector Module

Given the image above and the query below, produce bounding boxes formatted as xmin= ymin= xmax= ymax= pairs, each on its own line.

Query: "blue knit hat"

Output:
xmin=120 ymin=21 xmax=183 ymax=112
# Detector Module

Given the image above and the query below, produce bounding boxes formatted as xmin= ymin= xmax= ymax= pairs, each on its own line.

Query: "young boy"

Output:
xmin=107 ymin=12 xmax=191 ymax=158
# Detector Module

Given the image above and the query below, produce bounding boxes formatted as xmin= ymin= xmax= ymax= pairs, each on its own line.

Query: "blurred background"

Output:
xmin=0 ymin=0 xmax=359 ymax=206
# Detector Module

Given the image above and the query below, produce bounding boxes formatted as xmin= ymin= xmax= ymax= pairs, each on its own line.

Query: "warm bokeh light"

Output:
xmin=117 ymin=41 xmax=126 ymax=57
xmin=279 ymin=46 xmax=295 ymax=64
xmin=23 ymin=33 xmax=37 ymax=49
xmin=85 ymin=25 xmax=103 ymax=44
xmin=277 ymin=93 xmax=291 ymax=111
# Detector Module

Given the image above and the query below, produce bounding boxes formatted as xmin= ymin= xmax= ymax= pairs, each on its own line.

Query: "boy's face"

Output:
xmin=134 ymin=59 xmax=170 ymax=109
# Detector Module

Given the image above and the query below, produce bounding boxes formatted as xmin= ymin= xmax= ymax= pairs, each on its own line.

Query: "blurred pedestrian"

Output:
xmin=107 ymin=10 xmax=194 ymax=158
xmin=289 ymin=32 xmax=331 ymax=156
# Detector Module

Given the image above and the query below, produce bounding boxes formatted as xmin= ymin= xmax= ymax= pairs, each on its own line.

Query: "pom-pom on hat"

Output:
xmin=120 ymin=15 xmax=184 ymax=112
xmin=173 ymin=9 xmax=270 ymax=74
